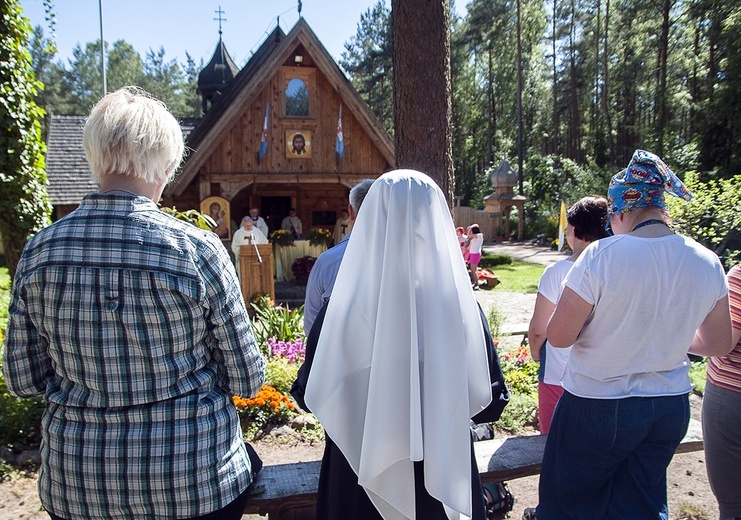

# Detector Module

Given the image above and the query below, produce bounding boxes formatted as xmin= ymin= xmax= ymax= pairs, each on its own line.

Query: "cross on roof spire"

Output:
xmin=214 ymin=6 xmax=226 ymax=37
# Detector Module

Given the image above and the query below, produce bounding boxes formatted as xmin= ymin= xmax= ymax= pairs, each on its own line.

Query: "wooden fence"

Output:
xmin=452 ymin=206 xmax=500 ymax=241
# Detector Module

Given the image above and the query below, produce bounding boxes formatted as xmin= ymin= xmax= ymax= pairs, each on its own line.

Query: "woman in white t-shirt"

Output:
xmin=537 ymin=150 xmax=733 ymax=519
xmin=528 ymin=196 xmax=609 ymax=434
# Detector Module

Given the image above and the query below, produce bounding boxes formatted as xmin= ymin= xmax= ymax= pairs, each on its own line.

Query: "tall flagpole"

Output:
xmin=99 ymin=0 xmax=106 ymax=96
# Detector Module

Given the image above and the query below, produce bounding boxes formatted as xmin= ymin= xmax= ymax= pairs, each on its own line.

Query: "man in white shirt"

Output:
xmin=281 ymin=208 xmax=303 ymax=238
xmin=248 ymin=206 xmax=269 ymax=237
xmin=231 ymin=217 xmax=268 ymax=281
xmin=304 ymin=179 xmax=374 ymax=333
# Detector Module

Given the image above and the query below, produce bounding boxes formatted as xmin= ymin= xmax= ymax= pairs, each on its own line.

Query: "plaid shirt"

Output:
xmin=3 ymin=194 xmax=265 ymax=519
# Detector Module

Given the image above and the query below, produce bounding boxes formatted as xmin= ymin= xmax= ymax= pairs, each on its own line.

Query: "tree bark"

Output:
xmin=603 ymin=0 xmax=615 ymax=163
xmin=391 ymin=0 xmax=453 ymax=202
xmin=656 ymin=0 xmax=672 ymax=156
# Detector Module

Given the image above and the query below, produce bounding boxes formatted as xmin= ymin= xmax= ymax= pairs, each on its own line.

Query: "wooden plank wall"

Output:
xmin=452 ymin=206 xmax=499 ymax=241
xmin=201 ymin=69 xmax=389 ymax=176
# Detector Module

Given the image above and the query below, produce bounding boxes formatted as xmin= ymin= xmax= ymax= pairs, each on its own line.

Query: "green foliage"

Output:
xmin=339 ymin=0 xmax=394 ymax=137
xmin=522 ymin=155 xmax=611 ymax=237
xmin=486 ymin=304 xmax=505 ymax=339
xmin=667 ymin=172 xmax=741 ymax=267
xmin=479 ymin=253 xmax=512 ymax=268
xmin=676 ymin=502 xmax=710 ymax=520
xmin=495 ymin=343 xmax=540 ymax=433
xmin=29 ymin=27 xmax=202 ymax=118
xmin=0 ymin=373 xmax=45 ymax=450
xmin=265 ymin=357 xmax=299 ymax=395
xmin=250 ymin=301 xmax=306 ymax=350
xmin=489 ymin=261 xmax=545 ymax=294
xmin=0 ymin=0 xmax=53 ymax=278
xmin=0 ymin=267 xmax=10 ymax=346
xmin=495 ymin=391 xmax=539 ymax=434
xmin=688 ymin=359 xmax=707 ymax=396
xmin=159 ymin=206 xmax=215 ymax=231
xmin=233 ymin=386 xmax=298 ymax=440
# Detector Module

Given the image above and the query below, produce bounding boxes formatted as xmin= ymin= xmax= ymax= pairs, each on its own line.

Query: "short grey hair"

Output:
xmin=241 ymin=216 xmax=253 ymax=225
xmin=83 ymin=86 xmax=185 ymax=185
xmin=349 ymin=179 xmax=374 ymax=213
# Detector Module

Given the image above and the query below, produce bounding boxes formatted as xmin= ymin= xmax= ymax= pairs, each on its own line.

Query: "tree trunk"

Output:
xmin=603 ymin=0 xmax=615 ymax=163
xmin=656 ymin=0 xmax=671 ymax=156
xmin=552 ymin=0 xmax=559 ymax=156
xmin=517 ymin=0 xmax=524 ymax=197
xmin=391 ymin=0 xmax=453 ymax=202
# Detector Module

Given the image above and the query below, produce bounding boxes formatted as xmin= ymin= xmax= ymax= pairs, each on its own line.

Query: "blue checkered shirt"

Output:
xmin=3 ymin=194 xmax=266 ymax=519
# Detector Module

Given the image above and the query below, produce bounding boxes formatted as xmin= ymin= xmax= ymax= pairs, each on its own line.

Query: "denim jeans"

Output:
xmin=537 ymin=391 xmax=689 ymax=520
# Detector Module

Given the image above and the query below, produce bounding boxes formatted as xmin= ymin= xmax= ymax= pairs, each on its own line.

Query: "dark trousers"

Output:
xmin=538 ymin=391 xmax=689 ymax=520
xmin=48 ymin=483 xmax=252 ymax=520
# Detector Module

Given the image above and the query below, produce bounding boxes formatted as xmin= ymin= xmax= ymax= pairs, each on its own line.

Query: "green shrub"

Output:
xmin=250 ymin=301 xmax=306 ymax=351
xmin=479 ymin=253 xmax=512 ymax=268
xmin=689 ymin=359 xmax=707 ymax=396
xmin=0 ymin=266 xmax=9 ymax=347
xmin=487 ymin=304 xmax=505 ymax=339
xmin=0 ymin=373 xmax=44 ymax=450
xmin=496 ymin=392 xmax=539 ymax=434
xmin=266 ymin=357 xmax=300 ymax=394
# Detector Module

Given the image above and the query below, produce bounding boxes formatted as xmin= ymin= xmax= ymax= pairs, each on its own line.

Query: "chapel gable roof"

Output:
xmin=165 ymin=18 xmax=395 ymax=197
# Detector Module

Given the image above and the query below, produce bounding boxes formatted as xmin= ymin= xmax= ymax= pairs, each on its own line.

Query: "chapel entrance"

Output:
xmin=261 ymin=196 xmax=292 ymax=235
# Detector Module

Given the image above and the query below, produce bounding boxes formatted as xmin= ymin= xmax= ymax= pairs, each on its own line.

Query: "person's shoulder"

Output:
xmin=314 ymin=239 xmax=348 ymax=266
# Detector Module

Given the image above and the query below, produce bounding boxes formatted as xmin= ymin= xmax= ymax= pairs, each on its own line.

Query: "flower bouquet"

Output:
xmin=291 ymin=255 xmax=316 ymax=283
xmin=308 ymin=227 xmax=332 ymax=247
xmin=270 ymin=229 xmax=295 ymax=246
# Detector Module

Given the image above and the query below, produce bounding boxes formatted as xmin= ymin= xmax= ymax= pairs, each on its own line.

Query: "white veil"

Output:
xmin=304 ymin=170 xmax=492 ymax=519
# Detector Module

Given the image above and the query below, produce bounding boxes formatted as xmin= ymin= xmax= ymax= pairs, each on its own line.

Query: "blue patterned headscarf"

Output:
xmin=607 ymin=150 xmax=692 ymax=215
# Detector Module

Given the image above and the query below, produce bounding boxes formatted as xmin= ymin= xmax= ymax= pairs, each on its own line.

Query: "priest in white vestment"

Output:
xmin=231 ymin=217 xmax=268 ymax=281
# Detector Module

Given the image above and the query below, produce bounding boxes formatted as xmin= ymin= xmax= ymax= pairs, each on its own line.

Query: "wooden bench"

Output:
xmin=501 ymin=322 xmax=530 ymax=345
xmin=245 ymin=418 xmax=704 ymax=519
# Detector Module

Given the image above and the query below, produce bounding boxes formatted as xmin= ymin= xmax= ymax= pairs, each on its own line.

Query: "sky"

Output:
xmin=20 ymin=0 xmax=463 ymax=70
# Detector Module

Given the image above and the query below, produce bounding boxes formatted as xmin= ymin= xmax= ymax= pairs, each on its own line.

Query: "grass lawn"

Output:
xmin=488 ymin=260 xmax=545 ymax=294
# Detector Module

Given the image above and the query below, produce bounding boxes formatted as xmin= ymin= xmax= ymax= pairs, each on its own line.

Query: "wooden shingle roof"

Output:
xmin=45 ymin=115 xmax=200 ymax=206
xmin=45 ymin=115 xmax=97 ymax=205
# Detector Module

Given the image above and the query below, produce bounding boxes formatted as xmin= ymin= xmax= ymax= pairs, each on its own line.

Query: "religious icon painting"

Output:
xmin=200 ymin=196 xmax=232 ymax=241
xmin=286 ymin=130 xmax=312 ymax=158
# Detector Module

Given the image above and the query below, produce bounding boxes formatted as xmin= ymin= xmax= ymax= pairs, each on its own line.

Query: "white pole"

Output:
xmin=99 ymin=0 xmax=106 ymax=97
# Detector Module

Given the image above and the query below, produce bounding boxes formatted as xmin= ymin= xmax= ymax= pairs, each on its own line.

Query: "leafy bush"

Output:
xmin=495 ymin=392 xmax=539 ymax=434
xmin=689 ymin=359 xmax=707 ymax=396
xmin=500 ymin=344 xmax=539 ymax=396
xmin=265 ymin=357 xmax=300 ymax=395
xmin=0 ymin=374 xmax=44 ymax=450
xmin=0 ymin=266 xmax=10 ymax=346
xmin=667 ymin=172 xmax=741 ymax=268
xmin=487 ymin=304 xmax=505 ymax=339
xmin=479 ymin=253 xmax=513 ymax=268
xmin=250 ymin=300 xmax=306 ymax=350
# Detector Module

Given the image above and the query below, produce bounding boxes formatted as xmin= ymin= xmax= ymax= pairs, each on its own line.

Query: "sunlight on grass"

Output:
xmin=488 ymin=260 xmax=545 ymax=294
